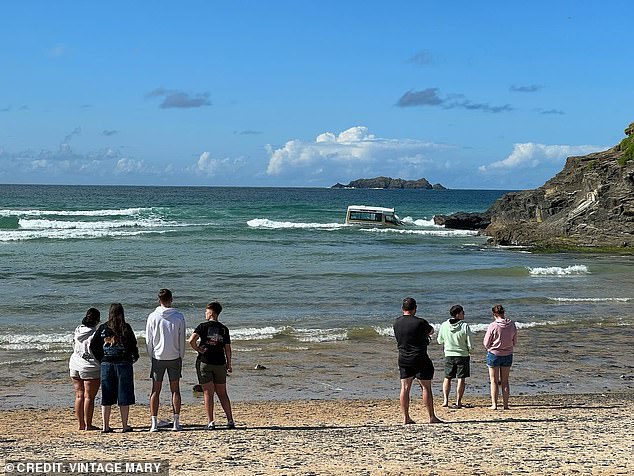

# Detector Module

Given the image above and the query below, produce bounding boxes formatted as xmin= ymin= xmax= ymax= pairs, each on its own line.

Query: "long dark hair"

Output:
xmin=82 ymin=307 xmax=100 ymax=327
xmin=107 ymin=303 xmax=128 ymax=341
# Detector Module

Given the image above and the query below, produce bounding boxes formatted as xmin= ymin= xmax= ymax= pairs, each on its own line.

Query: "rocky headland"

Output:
xmin=436 ymin=121 xmax=634 ymax=250
xmin=332 ymin=176 xmax=446 ymax=190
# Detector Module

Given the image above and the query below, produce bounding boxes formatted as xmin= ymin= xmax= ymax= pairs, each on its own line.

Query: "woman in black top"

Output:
xmin=90 ymin=303 xmax=139 ymax=433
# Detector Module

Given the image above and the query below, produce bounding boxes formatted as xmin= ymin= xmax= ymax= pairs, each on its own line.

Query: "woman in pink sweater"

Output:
xmin=483 ymin=304 xmax=517 ymax=410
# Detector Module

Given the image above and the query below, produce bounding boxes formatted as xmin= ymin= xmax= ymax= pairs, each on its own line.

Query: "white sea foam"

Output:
xmin=0 ymin=207 xmax=150 ymax=217
xmin=231 ymin=326 xmax=282 ymax=340
xmin=377 ymin=320 xmax=564 ymax=337
xmin=246 ymin=218 xmax=345 ymax=230
xmin=400 ymin=216 xmax=440 ymax=227
xmin=374 ymin=326 xmax=395 ymax=337
xmin=528 ymin=265 xmax=589 ymax=276
xmin=295 ymin=328 xmax=348 ymax=343
xmin=360 ymin=227 xmax=479 ymax=236
xmin=0 ymin=333 xmax=72 ymax=345
xmin=0 ymin=228 xmax=170 ymax=241
xmin=547 ymin=297 xmax=630 ymax=303
xmin=18 ymin=218 xmax=167 ymax=230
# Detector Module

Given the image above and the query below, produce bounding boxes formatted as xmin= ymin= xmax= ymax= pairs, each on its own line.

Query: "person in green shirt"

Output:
xmin=437 ymin=304 xmax=473 ymax=408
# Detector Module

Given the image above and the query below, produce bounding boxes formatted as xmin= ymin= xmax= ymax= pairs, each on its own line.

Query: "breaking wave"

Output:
xmin=528 ymin=265 xmax=590 ymax=276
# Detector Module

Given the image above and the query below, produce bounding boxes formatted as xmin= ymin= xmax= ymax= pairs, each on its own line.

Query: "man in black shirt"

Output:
xmin=393 ymin=297 xmax=441 ymax=424
xmin=188 ymin=301 xmax=235 ymax=429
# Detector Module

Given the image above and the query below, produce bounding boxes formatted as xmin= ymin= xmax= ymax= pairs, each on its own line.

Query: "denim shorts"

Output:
xmin=486 ymin=352 xmax=513 ymax=368
xmin=101 ymin=361 xmax=135 ymax=406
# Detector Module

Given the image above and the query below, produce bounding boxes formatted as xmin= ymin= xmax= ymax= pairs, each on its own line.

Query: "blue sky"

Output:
xmin=1 ymin=1 xmax=632 ymax=189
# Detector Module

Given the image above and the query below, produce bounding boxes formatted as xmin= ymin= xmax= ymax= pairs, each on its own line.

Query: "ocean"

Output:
xmin=1 ymin=184 xmax=633 ymax=409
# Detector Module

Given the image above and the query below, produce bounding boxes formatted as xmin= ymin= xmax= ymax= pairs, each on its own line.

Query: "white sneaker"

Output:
xmin=206 ymin=421 xmax=215 ymax=430
xmin=149 ymin=426 xmax=159 ymax=432
xmin=171 ymin=424 xmax=182 ymax=431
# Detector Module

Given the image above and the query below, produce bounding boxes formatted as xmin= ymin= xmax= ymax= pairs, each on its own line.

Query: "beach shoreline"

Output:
xmin=1 ymin=392 xmax=632 ymax=475
xmin=3 ymin=323 xmax=633 ymax=411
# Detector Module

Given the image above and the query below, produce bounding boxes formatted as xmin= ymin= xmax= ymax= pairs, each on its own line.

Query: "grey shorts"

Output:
xmin=70 ymin=368 xmax=101 ymax=380
xmin=150 ymin=358 xmax=182 ymax=382
xmin=197 ymin=362 xmax=227 ymax=385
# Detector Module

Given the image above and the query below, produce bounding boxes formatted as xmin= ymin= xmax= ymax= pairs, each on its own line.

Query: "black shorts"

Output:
xmin=444 ymin=356 xmax=470 ymax=379
xmin=399 ymin=355 xmax=434 ymax=380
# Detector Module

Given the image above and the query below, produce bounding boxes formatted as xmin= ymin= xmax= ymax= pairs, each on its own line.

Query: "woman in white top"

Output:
xmin=69 ymin=308 xmax=101 ymax=430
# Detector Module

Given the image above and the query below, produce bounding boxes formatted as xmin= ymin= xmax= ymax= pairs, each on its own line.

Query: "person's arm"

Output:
xmin=483 ymin=326 xmax=492 ymax=350
xmin=466 ymin=325 xmax=474 ymax=354
xmin=436 ymin=324 xmax=444 ymax=344
xmin=128 ymin=325 xmax=139 ymax=362
xmin=89 ymin=327 xmax=104 ymax=362
xmin=179 ymin=318 xmax=186 ymax=359
xmin=145 ymin=316 xmax=154 ymax=359
xmin=225 ymin=344 xmax=232 ymax=373
xmin=188 ymin=332 xmax=204 ymax=353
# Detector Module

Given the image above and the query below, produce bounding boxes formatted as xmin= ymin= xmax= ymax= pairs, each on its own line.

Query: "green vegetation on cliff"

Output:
xmin=617 ymin=121 xmax=634 ymax=166
xmin=617 ymin=135 xmax=634 ymax=166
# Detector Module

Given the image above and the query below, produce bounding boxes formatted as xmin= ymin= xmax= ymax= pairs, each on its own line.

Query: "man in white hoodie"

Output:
xmin=146 ymin=288 xmax=186 ymax=431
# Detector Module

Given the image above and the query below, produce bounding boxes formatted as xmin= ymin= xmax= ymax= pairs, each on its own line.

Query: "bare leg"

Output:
xmin=399 ymin=377 xmax=415 ymax=424
xmin=214 ymin=383 xmax=234 ymax=422
xmin=102 ymin=405 xmax=112 ymax=431
xmin=442 ymin=378 xmax=451 ymax=407
xmin=499 ymin=366 xmax=511 ymax=409
xmin=149 ymin=379 xmax=163 ymax=417
xmin=84 ymin=379 xmax=100 ymax=429
xmin=169 ymin=379 xmax=181 ymax=416
xmin=120 ymin=405 xmax=130 ymax=429
xmin=418 ymin=379 xmax=442 ymax=423
xmin=488 ymin=366 xmax=500 ymax=409
xmin=72 ymin=378 xmax=86 ymax=430
xmin=456 ymin=378 xmax=465 ymax=407
xmin=202 ymin=382 xmax=215 ymax=423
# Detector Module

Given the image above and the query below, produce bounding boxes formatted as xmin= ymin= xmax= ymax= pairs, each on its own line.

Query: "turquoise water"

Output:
xmin=1 ymin=185 xmax=633 ymax=406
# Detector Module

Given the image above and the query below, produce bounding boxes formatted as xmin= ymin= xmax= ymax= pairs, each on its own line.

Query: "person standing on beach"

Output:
xmin=146 ymin=288 xmax=186 ymax=432
xmin=437 ymin=304 xmax=473 ymax=408
xmin=69 ymin=307 xmax=101 ymax=430
xmin=90 ymin=303 xmax=139 ymax=433
xmin=483 ymin=304 xmax=517 ymax=410
xmin=393 ymin=297 xmax=441 ymax=424
xmin=188 ymin=301 xmax=235 ymax=430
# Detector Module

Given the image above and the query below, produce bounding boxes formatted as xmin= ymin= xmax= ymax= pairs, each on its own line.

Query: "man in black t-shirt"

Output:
xmin=188 ymin=302 xmax=235 ymax=430
xmin=393 ymin=297 xmax=442 ymax=424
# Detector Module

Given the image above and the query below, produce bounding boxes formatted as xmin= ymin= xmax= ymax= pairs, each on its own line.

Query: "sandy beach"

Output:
xmin=1 ymin=392 xmax=632 ymax=475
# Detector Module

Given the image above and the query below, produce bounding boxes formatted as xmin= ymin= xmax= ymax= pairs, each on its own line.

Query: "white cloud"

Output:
xmin=191 ymin=151 xmax=244 ymax=177
xmin=479 ymin=143 xmax=605 ymax=172
xmin=265 ymin=126 xmax=449 ymax=179
xmin=115 ymin=158 xmax=147 ymax=174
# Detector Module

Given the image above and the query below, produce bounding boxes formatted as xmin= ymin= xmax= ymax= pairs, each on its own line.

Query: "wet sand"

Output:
xmin=1 ymin=393 xmax=632 ymax=475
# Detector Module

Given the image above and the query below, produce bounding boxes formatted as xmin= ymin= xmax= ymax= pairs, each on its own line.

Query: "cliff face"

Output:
xmin=332 ymin=176 xmax=446 ymax=189
xmin=485 ymin=123 xmax=634 ymax=248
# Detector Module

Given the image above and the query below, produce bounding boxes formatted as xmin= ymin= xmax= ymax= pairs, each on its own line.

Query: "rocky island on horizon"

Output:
xmin=331 ymin=176 xmax=446 ymax=190
xmin=435 ymin=121 xmax=634 ymax=251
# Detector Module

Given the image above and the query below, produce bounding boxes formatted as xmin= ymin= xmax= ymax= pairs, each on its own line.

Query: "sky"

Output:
xmin=1 ymin=1 xmax=632 ymax=189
